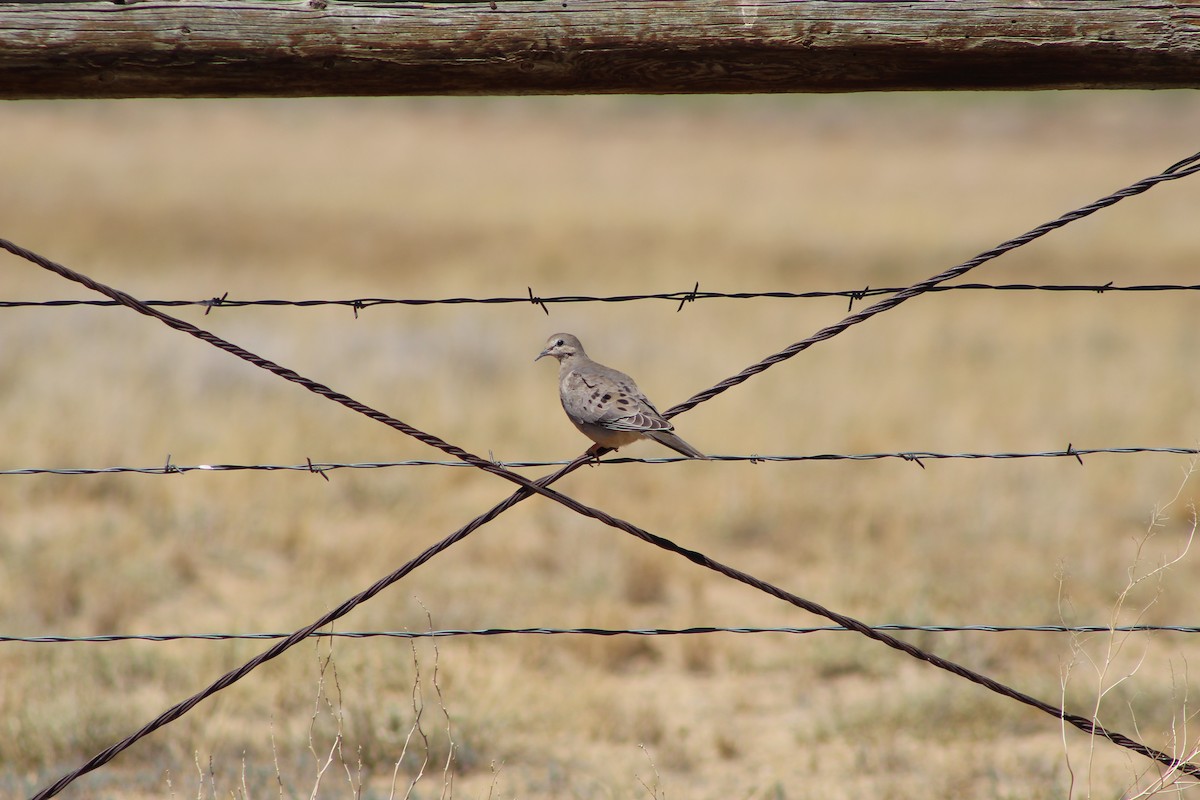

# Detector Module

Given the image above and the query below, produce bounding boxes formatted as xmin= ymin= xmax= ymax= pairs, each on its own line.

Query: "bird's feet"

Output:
xmin=585 ymin=443 xmax=609 ymax=465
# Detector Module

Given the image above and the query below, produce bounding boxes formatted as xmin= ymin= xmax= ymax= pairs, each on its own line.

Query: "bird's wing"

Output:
xmin=563 ymin=363 xmax=673 ymax=433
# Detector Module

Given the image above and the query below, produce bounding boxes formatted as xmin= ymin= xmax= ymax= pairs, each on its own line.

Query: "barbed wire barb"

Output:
xmin=676 ymin=281 xmax=700 ymax=312
xmin=202 ymin=291 xmax=227 ymax=316
xmin=527 ymin=286 xmax=549 ymax=315
xmin=306 ymin=457 xmax=331 ymax=482
xmin=848 ymin=285 xmax=869 ymax=312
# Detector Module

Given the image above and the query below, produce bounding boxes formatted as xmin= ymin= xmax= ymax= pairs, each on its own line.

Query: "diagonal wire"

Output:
xmin=0 ymin=239 xmax=601 ymax=505
xmin=5 ymin=624 xmax=1200 ymax=644
xmin=662 ymin=151 xmax=1200 ymax=419
xmin=12 ymin=149 xmax=1200 ymax=797
xmin=4 ymin=446 xmax=1200 ymax=476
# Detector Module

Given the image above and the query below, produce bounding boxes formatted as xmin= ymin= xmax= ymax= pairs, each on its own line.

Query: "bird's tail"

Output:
xmin=647 ymin=430 xmax=709 ymax=460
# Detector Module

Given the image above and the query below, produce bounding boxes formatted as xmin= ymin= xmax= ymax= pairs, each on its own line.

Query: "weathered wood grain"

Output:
xmin=1 ymin=1 xmax=1198 ymax=98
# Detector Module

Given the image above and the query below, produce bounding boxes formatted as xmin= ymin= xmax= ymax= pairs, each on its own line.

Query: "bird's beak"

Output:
xmin=534 ymin=348 xmax=551 ymax=363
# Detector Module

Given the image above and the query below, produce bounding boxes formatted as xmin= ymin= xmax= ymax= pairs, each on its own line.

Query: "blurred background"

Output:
xmin=2 ymin=93 xmax=1200 ymax=798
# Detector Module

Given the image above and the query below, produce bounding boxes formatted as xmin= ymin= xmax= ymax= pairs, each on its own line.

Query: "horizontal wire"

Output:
xmin=5 ymin=624 xmax=1200 ymax=645
xmin=4 ymin=446 xmax=1198 ymax=476
xmin=4 ymin=281 xmax=1200 ymax=313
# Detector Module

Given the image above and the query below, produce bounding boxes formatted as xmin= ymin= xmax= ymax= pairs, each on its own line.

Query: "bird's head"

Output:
xmin=536 ymin=333 xmax=585 ymax=363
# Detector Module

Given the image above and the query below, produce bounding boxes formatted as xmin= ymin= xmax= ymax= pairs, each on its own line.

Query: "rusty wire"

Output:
xmin=662 ymin=151 xmax=1200 ymax=419
xmin=10 ymin=148 xmax=1200 ymax=798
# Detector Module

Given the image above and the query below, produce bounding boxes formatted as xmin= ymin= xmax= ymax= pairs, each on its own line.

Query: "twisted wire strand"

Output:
xmin=662 ymin=151 xmax=1200 ymax=419
xmin=4 ymin=281 xmax=1200 ymax=311
xmin=5 ymin=446 xmax=1199 ymax=476
xmin=11 ymin=149 xmax=1200 ymax=797
xmin=5 ymin=624 xmax=1199 ymax=645
xmin=23 ymin=453 xmax=592 ymax=800
xmin=0 ymin=240 xmax=598 ymax=502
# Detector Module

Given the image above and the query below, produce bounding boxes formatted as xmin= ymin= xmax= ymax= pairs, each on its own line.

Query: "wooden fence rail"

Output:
xmin=1 ymin=0 xmax=1199 ymax=99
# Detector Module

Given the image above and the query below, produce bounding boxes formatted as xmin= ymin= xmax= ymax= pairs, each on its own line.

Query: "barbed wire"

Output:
xmin=5 ymin=624 xmax=1199 ymax=645
xmin=14 ymin=148 xmax=1200 ymax=798
xmin=4 ymin=281 xmax=1200 ymax=315
xmin=5 ymin=445 xmax=1199 ymax=477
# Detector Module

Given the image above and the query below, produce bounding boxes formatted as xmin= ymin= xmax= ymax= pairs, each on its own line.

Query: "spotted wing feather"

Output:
xmin=564 ymin=363 xmax=674 ymax=433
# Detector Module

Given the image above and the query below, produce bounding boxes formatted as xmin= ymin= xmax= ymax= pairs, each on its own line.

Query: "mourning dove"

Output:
xmin=536 ymin=333 xmax=708 ymax=459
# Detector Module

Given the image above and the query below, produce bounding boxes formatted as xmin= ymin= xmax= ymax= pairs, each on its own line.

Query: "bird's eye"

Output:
xmin=556 ymin=339 xmax=564 ymax=347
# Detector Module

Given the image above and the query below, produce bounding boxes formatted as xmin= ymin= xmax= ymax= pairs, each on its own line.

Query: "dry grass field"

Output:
xmin=3 ymin=93 xmax=1200 ymax=799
